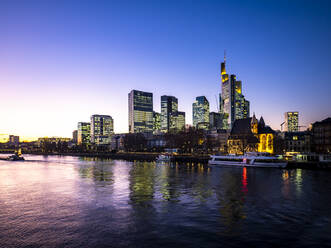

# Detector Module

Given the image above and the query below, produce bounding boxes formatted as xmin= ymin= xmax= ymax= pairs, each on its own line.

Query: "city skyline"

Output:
xmin=1 ymin=0 xmax=331 ymax=140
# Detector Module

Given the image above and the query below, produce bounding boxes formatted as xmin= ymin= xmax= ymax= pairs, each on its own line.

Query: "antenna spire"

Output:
xmin=224 ymin=50 xmax=226 ymax=62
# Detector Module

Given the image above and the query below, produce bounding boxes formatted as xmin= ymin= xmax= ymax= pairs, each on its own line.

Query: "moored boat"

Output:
xmin=208 ymin=152 xmax=287 ymax=168
xmin=156 ymin=154 xmax=171 ymax=162
xmin=0 ymin=148 xmax=25 ymax=161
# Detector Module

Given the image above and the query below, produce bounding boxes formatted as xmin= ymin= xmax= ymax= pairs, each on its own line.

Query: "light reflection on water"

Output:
xmin=0 ymin=155 xmax=331 ymax=248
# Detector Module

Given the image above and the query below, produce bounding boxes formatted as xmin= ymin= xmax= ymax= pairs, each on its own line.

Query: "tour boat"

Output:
xmin=208 ymin=152 xmax=287 ymax=168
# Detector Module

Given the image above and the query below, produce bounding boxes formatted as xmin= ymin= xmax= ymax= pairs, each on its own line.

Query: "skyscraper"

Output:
xmin=284 ymin=112 xmax=299 ymax=132
xmin=209 ymin=112 xmax=223 ymax=129
xmin=161 ymin=95 xmax=178 ymax=132
xmin=77 ymin=122 xmax=90 ymax=145
xmin=169 ymin=111 xmax=185 ymax=132
xmin=220 ymin=54 xmax=250 ymax=128
xmin=72 ymin=130 xmax=78 ymax=144
xmin=193 ymin=96 xmax=210 ymax=130
xmin=128 ymin=90 xmax=153 ymax=133
xmin=90 ymin=115 xmax=114 ymax=145
xmin=153 ymin=111 xmax=161 ymax=133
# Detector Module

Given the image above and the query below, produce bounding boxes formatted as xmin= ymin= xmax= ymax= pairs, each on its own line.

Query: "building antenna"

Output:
xmin=224 ymin=50 xmax=226 ymax=62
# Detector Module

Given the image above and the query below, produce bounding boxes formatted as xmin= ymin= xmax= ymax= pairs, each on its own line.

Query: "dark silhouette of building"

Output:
xmin=9 ymin=135 xmax=19 ymax=146
xmin=282 ymin=131 xmax=311 ymax=153
xmin=312 ymin=118 xmax=331 ymax=154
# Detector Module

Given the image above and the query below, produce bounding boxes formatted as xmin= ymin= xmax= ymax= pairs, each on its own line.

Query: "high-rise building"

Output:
xmin=90 ymin=115 xmax=114 ymax=145
xmin=284 ymin=112 xmax=299 ymax=132
xmin=209 ymin=112 xmax=223 ymax=129
xmin=77 ymin=122 xmax=90 ymax=145
xmin=72 ymin=130 xmax=78 ymax=144
xmin=161 ymin=95 xmax=178 ymax=132
xmin=220 ymin=55 xmax=250 ymax=128
xmin=128 ymin=90 xmax=153 ymax=133
xmin=169 ymin=111 xmax=185 ymax=132
xmin=153 ymin=111 xmax=161 ymax=133
xmin=8 ymin=135 xmax=19 ymax=145
xmin=193 ymin=96 xmax=210 ymax=130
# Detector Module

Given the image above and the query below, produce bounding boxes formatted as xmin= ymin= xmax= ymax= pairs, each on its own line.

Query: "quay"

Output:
xmin=1 ymin=151 xmax=331 ymax=170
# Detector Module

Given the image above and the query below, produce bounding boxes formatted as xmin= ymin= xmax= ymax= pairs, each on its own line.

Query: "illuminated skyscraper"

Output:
xmin=193 ymin=96 xmax=209 ymax=130
xmin=128 ymin=90 xmax=153 ymax=133
xmin=284 ymin=112 xmax=299 ymax=132
xmin=161 ymin=95 xmax=178 ymax=132
xmin=169 ymin=111 xmax=185 ymax=132
xmin=220 ymin=54 xmax=250 ymax=128
xmin=90 ymin=114 xmax=114 ymax=145
xmin=77 ymin=122 xmax=90 ymax=145
xmin=153 ymin=111 xmax=161 ymax=133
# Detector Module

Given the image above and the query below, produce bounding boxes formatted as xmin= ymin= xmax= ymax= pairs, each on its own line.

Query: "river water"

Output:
xmin=0 ymin=155 xmax=331 ymax=248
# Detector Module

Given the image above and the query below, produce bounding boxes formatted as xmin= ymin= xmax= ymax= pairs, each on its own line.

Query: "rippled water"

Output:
xmin=1 ymin=155 xmax=331 ymax=248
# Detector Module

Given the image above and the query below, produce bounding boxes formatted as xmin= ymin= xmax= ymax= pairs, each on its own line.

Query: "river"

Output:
xmin=0 ymin=155 xmax=330 ymax=247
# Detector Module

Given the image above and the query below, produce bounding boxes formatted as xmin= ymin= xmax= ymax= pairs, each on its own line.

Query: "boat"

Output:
xmin=0 ymin=148 xmax=25 ymax=161
xmin=156 ymin=154 xmax=171 ymax=162
xmin=208 ymin=152 xmax=287 ymax=168
xmin=6 ymin=154 xmax=25 ymax=161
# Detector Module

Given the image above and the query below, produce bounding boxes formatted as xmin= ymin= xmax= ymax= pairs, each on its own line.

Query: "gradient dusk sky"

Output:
xmin=1 ymin=0 xmax=331 ymax=139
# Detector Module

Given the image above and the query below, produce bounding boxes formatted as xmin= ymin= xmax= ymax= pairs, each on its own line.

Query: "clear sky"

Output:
xmin=1 ymin=0 xmax=331 ymax=140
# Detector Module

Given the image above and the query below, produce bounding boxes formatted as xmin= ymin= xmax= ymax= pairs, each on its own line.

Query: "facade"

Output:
xmin=192 ymin=96 xmax=210 ymax=129
xmin=153 ymin=111 xmax=161 ymax=134
xmin=90 ymin=115 xmax=114 ymax=145
xmin=206 ymin=129 xmax=230 ymax=153
xmin=209 ymin=112 xmax=223 ymax=129
xmin=37 ymin=137 xmax=71 ymax=147
xmin=72 ymin=130 xmax=78 ymax=144
xmin=110 ymin=133 xmax=126 ymax=151
xmin=227 ymin=114 xmax=275 ymax=155
xmin=169 ymin=111 xmax=185 ymax=132
xmin=161 ymin=95 xmax=178 ymax=132
xmin=284 ymin=112 xmax=299 ymax=132
xmin=311 ymin=117 xmax=331 ymax=153
xmin=77 ymin=122 xmax=90 ymax=145
xmin=283 ymin=131 xmax=311 ymax=153
xmin=8 ymin=135 xmax=19 ymax=145
xmin=128 ymin=90 xmax=153 ymax=133
xmin=220 ymin=56 xmax=250 ymax=128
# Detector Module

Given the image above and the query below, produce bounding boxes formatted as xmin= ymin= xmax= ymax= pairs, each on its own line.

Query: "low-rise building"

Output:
xmin=282 ymin=131 xmax=311 ymax=153
xmin=311 ymin=117 xmax=331 ymax=154
xmin=206 ymin=129 xmax=230 ymax=153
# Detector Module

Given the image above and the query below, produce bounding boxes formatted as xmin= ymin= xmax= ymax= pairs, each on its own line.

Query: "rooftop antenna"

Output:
xmin=224 ymin=50 xmax=226 ymax=63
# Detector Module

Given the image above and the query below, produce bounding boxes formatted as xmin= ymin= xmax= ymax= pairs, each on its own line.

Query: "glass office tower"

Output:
xmin=128 ymin=90 xmax=153 ymax=133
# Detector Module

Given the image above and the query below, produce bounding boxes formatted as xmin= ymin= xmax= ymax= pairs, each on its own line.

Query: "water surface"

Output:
xmin=1 ymin=155 xmax=331 ymax=247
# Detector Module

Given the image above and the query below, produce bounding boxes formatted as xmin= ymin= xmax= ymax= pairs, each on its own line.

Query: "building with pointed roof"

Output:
xmin=227 ymin=114 xmax=275 ymax=154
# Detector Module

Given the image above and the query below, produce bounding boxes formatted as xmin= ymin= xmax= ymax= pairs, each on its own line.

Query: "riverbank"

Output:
xmin=2 ymin=151 xmax=331 ymax=170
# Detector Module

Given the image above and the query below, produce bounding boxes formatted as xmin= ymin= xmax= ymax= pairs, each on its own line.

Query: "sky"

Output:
xmin=1 ymin=0 xmax=331 ymax=140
